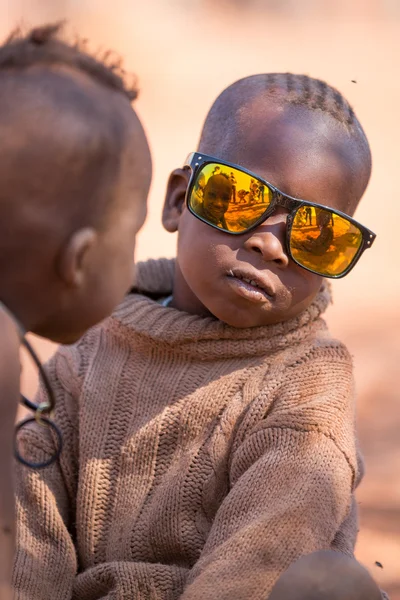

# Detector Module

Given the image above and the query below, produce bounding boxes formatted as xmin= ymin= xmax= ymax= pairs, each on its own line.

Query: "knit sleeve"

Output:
xmin=180 ymin=342 xmax=359 ymax=600
xmin=12 ymin=345 xmax=83 ymax=600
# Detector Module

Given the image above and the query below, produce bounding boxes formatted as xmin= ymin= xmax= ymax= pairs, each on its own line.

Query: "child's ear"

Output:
xmin=162 ymin=168 xmax=190 ymax=233
xmin=57 ymin=228 xmax=97 ymax=288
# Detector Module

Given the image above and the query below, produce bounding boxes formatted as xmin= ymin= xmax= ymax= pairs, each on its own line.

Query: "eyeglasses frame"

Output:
xmin=183 ymin=152 xmax=376 ymax=279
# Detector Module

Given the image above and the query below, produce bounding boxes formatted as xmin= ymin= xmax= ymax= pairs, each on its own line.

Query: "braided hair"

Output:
xmin=199 ymin=72 xmax=364 ymax=154
xmin=265 ymin=72 xmax=355 ymax=126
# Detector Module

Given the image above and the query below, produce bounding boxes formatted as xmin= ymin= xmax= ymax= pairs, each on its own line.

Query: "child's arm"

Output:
xmin=12 ymin=352 xmax=79 ymax=600
xmin=180 ymin=343 xmax=360 ymax=600
xmin=0 ymin=309 xmax=21 ymax=599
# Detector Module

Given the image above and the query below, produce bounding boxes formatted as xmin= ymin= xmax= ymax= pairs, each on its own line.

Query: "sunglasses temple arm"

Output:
xmin=183 ymin=152 xmax=196 ymax=168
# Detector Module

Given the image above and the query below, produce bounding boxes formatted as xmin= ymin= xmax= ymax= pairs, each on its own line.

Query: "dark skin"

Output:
xmin=0 ymin=311 xmax=20 ymax=600
xmin=0 ymin=64 xmax=151 ymax=596
xmin=269 ymin=550 xmax=382 ymax=600
xmin=163 ymin=100 xmax=371 ymax=328
xmin=0 ymin=64 xmax=151 ymax=343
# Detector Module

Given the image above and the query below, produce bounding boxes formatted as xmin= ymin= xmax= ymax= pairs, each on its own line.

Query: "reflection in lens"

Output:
xmin=290 ymin=205 xmax=363 ymax=276
xmin=203 ymin=174 xmax=232 ymax=228
xmin=189 ymin=163 xmax=272 ymax=232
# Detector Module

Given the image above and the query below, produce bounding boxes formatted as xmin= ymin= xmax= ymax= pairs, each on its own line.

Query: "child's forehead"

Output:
xmin=235 ymin=97 xmax=346 ymax=157
xmin=213 ymin=101 xmax=369 ymax=212
xmin=206 ymin=174 xmax=230 ymax=186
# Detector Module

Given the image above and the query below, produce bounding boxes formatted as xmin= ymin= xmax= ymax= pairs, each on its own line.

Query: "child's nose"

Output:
xmin=244 ymin=224 xmax=289 ymax=268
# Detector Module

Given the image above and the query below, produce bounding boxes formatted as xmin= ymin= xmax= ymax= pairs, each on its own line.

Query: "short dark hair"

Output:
xmin=0 ymin=22 xmax=138 ymax=102
xmin=266 ymin=73 xmax=354 ymax=126
xmin=199 ymin=73 xmax=365 ymax=154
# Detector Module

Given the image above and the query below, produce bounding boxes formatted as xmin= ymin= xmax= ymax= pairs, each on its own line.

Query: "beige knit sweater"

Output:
xmin=13 ymin=258 xmax=362 ymax=600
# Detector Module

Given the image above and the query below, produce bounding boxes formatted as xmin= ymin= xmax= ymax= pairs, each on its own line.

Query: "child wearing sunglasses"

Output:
xmin=12 ymin=73 xmax=385 ymax=600
xmin=0 ymin=23 xmax=151 ymax=599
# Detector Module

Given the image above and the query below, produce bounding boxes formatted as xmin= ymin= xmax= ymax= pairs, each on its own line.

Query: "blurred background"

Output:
xmin=1 ymin=0 xmax=399 ymax=595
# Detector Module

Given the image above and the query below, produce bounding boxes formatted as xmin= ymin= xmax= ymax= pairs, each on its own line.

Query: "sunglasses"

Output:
xmin=183 ymin=152 xmax=376 ymax=279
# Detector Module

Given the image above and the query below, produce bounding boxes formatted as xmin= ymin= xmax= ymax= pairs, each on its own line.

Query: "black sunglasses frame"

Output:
xmin=183 ymin=152 xmax=376 ymax=279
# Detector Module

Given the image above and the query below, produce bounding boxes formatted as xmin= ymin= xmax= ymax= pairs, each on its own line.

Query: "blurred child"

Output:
xmin=0 ymin=23 xmax=151 ymax=599
xmin=269 ymin=550 xmax=383 ymax=600
xmin=13 ymin=73 xmax=383 ymax=599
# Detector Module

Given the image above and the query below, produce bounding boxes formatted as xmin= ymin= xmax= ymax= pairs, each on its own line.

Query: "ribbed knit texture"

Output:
xmin=13 ymin=258 xmax=364 ymax=600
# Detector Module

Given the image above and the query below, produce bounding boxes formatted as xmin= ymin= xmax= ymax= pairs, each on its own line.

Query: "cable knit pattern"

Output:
xmin=13 ymin=258 xmax=368 ymax=600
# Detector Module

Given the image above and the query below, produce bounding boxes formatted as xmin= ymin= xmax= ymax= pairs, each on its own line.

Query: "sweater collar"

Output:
xmin=112 ymin=258 xmax=331 ymax=360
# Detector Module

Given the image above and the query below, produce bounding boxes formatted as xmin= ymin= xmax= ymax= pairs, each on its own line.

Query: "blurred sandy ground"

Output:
xmin=1 ymin=0 xmax=399 ymax=595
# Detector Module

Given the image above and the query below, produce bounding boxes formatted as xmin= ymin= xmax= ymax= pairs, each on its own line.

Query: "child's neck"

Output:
xmin=0 ymin=281 xmax=44 ymax=336
xmin=0 ymin=299 xmax=25 ymax=337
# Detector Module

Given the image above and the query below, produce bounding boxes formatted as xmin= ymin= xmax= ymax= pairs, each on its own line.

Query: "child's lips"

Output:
xmin=226 ymin=268 xmax=276 ymax=303
xmin=227 ymin=277 xmax=272 ymax=303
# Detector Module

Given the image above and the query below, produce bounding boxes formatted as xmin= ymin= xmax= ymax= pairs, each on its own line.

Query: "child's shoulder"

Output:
xmin=233 ymin=330 xmax=356 ymax=471
xmin=270 ymin=317 xmax=352 ymax=379
xmin=265 ymin=329 xmax=354 ymax=430
xmin=291 ymin=327 xmax=352 ymax=367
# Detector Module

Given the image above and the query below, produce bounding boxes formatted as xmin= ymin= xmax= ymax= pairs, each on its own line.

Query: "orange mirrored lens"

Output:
xmin=189 ymin=163 xmax=272 ymax=232
xmin=290 ymin=205 xmax=363 ymax=276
